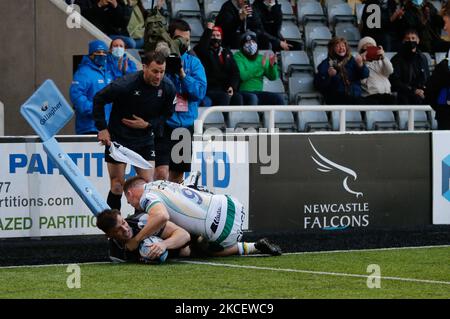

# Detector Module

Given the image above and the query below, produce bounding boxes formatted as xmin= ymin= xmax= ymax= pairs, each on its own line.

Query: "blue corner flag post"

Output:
xmin=20 ymin=79 xmax=109 ymax=216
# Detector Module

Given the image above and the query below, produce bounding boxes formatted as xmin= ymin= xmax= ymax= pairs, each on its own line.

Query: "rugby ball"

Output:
xmin=139 ymin=236 xmax=168 ymax=264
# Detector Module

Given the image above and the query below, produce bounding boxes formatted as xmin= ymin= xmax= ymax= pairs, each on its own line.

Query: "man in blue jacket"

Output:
xmin=154 ymin=19 xmax=207 ymax=183
xmin=70 ymin=40 xmax=113 ymax=134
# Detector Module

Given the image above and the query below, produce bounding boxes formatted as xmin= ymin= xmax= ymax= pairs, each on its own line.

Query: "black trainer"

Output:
xmin=255 ymin=238 xmax=282 ymax=256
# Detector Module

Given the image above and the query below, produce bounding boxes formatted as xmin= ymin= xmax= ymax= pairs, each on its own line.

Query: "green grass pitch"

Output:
xmin=0 ymin=246 xmax=449 ymax=299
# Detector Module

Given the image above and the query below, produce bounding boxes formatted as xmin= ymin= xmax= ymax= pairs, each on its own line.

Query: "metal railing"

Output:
xmin=194 ymin=105 xmax=433 ymax=134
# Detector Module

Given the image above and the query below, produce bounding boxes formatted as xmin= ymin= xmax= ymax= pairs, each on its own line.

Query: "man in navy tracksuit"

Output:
xmin=93 ymin=51 xmax=177 ymax=210
xmin=70 ymin=40 xmax=114 ymax=135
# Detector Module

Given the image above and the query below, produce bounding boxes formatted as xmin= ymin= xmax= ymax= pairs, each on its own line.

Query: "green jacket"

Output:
xmin=233 ymin=51 xmax=279 ymax=92
xmin=127 ymin=1 xmax=145 ymax=40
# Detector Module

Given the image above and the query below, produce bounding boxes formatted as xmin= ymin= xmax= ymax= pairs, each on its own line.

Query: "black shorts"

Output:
xmin=104 ymin=142 xmax=155 ymax=164
xmin=155 ymin=124 xmax=193 ymax=173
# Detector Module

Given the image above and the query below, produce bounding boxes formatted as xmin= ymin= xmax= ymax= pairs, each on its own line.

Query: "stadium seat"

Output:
xmin=305 ymin=24 xmax=332 ymax=50
xmin=297 ymin=1 xmax=326 ymax=26
xmin=227 ymin=111 xmax=262 ymax=130
xmin=331 ymin=110 xmax=366 ymax=131
xmin=327 ymin=3 xmax=356 ymax=27
xmin=171 ymin=0 xmax=202 ymax=18
xmin=263 ymin=111 xmax=297 ymax=132
xmin=397 ymin=110 xmax=431 ymax=130
xmin=422 ymin=52 xmax=434 ymax=72
xmin=183 ymin=17 xmax=204 ymax=43
xmin=279 ymin=0 xmax=297 ymax=21
xmin=297 ymin=92 xmax=322 ymax=105
xmin=313 ymin=46 xmax=328 ymax=71
xmin=126 ymin=49 xmax=143 ymax=64
xmin=296 ymin=110 xmax=331 ymax=132
xmin=288 ymin=72 xmax=315 ymax=104
xmin=198 ymin=107 xmax=226 ymax=132
xmin=280 ymin=20 xmax=302 ymax=42
xmin=263 ymin=77 xmax=286 ymax=93
xmin=431 ymin=0 xmax=442 ymax=12
xmin=365 ymin=111 xmax=398 ymax=131
xmin=355 ymin=3 xmax=364 ymax=25
xmin=335 ymin=23 xmax=361 ymax=48
xmin=435 ymin=52 xmax=447 ymax=65
xmin=203 ymin=0 xmax=226 ymax=21
xmin=384 ymin=52 xmax=396 ymax=61
xmin=280 ymin=50 xmax=313 ymax=81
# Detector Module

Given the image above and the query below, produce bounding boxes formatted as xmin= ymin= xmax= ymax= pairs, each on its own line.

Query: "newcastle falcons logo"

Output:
xmin=309 ymin=139 xmax=363 ymax=198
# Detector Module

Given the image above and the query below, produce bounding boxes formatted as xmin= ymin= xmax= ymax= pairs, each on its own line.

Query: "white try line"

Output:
xmin=281 ymin=244 xmax=450 ymax=256
xmin=0 ymin=245 xmax=449 ymax=269
xmin=176 ymin=260 xmax=450 ymax=286
xmin=0 ymin=261 xmax=111 ymax=270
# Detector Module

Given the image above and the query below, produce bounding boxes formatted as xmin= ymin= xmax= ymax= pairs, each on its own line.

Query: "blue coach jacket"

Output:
xmin=70 ymin=56 xmax=113 ymax=134
xmin=166 ymin=52 xmax=207 ymax=128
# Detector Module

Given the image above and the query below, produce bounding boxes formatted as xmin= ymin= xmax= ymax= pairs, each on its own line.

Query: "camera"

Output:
xmin=165 ymin=54 xmax=182 ymax=75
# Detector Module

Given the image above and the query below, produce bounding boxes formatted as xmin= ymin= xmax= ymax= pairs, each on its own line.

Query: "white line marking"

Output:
xmin=281 ymin=245 xmax=450 ymax=256
xmin=0 ymin=245 xmax=449 ymax=269
xmin=0 ymin=262 xmax=111 ymax=270
xmin=176 ymin=260 xmax=450 ymax=286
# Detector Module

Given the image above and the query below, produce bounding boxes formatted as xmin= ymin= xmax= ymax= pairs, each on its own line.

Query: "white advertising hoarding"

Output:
xmin=0 ymin=139 xmax=251 ymax=238
xmin=0 ymin=140 xmax=133 ymax=238
xmin=191 ymin=140 xmax=249 ymax=229
xmin=432 ymin=131 xmax=450 ymax=224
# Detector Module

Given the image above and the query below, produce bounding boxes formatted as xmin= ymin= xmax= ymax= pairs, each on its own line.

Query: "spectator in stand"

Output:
xmin=125 ymin=0 xmax=147 ymax=49
xmin=389 ymin=29 xmax=430 ymax=105
xmin=233 ymin=31 xmax=284 ymax=106
xmin=425 ymin=4 xmax=450 ymax=129
xmin=392 ymin=0 xmax=448 ymax=53
xmin=252 ymin=0 xmax=302 ymax=51
xmin=360 ymin=0 xmax=400 ymax=52
xmin=314 ymin=37 xmax=369 ymax=105
xmin=86 ymin=0 xmax=138 ymax=49
xmin=215 ymin=0 xmax=267 ymax=49
xmin=357 ymin=37 xmax=396 ymax=104
xmin=126 ymin=0 xmax=169 ymax=49
xmin=70 ymin=40 xmax=113 ymax=135
xmin=107 ymin=38 xmax=138 ymax=80
xmin=194 ymin=22 xmax=243 ymax=107
xmin=154 ymin=19 xmax=207 ymax=183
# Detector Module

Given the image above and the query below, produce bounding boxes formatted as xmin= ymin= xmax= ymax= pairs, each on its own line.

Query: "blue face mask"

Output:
xmin=111 ymin=47 xmax=125 ymax=58
xmin=93 ymin=55 xmax=107 ymax=67
xmin=412 ymin=0 xmax=423 ymax=6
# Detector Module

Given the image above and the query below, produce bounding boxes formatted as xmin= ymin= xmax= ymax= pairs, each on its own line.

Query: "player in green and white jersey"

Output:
xmin=120 ymin=176 xmax=282 ymax=257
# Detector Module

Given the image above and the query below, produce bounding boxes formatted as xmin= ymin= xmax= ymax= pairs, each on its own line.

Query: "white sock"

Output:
xmin=238 ymin=242 xmax=257 ymax=255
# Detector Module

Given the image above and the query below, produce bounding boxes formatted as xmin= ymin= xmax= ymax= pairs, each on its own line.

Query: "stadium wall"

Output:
xmin=1 ymin=132 xmax=449 ymax=239
xmin=0 ymin=0 xmax=97 ymax=136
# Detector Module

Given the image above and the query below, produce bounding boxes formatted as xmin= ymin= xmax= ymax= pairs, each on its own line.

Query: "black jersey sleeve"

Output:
xmin=93 ymin=80 xmax=127 ymax=131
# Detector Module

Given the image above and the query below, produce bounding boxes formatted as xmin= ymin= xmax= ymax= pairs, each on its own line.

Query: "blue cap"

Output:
xmin=88 ymin=40 xmax=108 ymax=55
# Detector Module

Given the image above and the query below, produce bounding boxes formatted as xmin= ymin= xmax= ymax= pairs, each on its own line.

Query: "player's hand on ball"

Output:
xmin=148 ymin=242 xmax=167 ymax=259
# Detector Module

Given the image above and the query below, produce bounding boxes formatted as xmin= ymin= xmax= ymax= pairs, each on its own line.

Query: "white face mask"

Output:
xmin=264 ymin=0 xmax=275 ymax=7
xmin=112 ymin=47 xmax=125 ymax=58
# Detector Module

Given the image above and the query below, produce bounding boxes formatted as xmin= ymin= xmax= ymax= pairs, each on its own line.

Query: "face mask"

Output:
xmin=243 ymin=41 xmax=258 ymax=56
xmin=210 ymin=38 xmax=222 ymax=48
xmin=264 ymin=0 xmax=275 ymax=7
xmin=111 ymin=47 xmax=125 ymax=58
xmin=411 ymin=0 xmax=423 ymax=6
xmin=93 ymin=55 xmax=107 ymax=67
xmin=403 ymin=41 xmax=417 ymax=52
